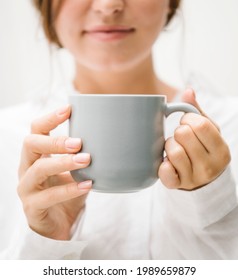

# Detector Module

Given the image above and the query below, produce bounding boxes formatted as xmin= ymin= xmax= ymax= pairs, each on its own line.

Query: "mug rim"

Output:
xmin=69 ymin=93 xmax=166 ymax=98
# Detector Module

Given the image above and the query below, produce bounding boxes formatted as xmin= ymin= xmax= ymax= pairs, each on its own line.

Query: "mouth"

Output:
xmin=83 ymin=25 xmax=136 ymax=42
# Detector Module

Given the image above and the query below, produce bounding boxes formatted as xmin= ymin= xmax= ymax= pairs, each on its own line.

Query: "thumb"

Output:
xmin=181 ymin=88 xmax=206 ymax=117
xmin=181 ymin=88 xmax=220 ymax=131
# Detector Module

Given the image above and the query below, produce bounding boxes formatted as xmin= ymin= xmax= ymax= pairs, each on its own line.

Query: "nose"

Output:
xmin=92 ymin=0 xmax=124 ymax=16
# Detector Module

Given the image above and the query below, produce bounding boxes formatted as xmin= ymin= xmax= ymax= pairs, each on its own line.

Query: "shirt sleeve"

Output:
xmin=0 ymin=218 xmax=88 ymax=260
xmin=163 ymin=166 xmax=238 ymax=229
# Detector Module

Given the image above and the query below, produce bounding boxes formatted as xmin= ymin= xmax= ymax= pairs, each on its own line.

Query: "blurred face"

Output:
xmin=54 ymin=0 xmax=169 ymax=71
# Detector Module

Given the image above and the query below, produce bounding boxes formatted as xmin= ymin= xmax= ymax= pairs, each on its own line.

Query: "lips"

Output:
xmin=83 ymin=25 xmax=135 ymax=41
xmin=86 ymin=25 xmax=135 ymax=32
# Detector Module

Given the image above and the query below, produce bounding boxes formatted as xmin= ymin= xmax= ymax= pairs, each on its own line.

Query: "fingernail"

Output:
xmin=187 ymin=88 xmax=196 ymax=99
xmin=65 ymin=138 xmax=81 ymax=150
xmin=163 ymin=157 xmax=169 ymax=162
xmin=56 ymin=105 xmax=70 ymax=116
xmin=78 ymin=180 xmax=93 ymax=190
xmin=73 ymin=153 xmax=90 ymax=164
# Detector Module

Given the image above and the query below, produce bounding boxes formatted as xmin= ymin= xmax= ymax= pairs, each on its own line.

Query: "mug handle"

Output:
xmin=165 ymin=103 xmax=200 ymax=117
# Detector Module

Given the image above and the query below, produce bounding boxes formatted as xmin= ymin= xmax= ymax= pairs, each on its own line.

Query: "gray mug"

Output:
xmin=69 ymin=94 xmax=199 ymax=193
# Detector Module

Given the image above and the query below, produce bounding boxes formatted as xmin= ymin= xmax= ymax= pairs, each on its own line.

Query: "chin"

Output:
xmin=79 ymin=55 xmax=147 ymax=73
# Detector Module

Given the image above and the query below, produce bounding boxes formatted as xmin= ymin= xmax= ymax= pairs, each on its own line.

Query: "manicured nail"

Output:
xmin=65 ymin=138 xmax=81 ymax=150
xmin=78 ymin=180 xmax=93 ymax=190
xmin=56 ymin=105 xmax=70 ymax=116
xmin=164 ymin=157 xmax=169 ymax=162
xmin=186 ymin=88 xmax=196 ymax=99
xmin=73 ymin=153 xmax=90 ymax=164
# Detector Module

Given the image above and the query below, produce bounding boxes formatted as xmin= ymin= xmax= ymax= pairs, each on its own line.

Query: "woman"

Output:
xmin=0 ymin=0 xmax=238 ymax=259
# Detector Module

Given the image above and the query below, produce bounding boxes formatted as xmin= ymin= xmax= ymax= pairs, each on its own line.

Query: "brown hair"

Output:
xmin=167 ymin=0 xmax=181 ymax=25
xmin=33 ymin=0 xmax=181 ymax=48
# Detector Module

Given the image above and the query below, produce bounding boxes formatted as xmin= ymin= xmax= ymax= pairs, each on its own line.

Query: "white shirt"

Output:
xmin=0 ymin=75 xmax=238 ymax=259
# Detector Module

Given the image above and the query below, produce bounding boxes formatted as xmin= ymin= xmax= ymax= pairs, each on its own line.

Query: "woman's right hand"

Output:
xmin=17 ymin=105 xmax=92 ymax=240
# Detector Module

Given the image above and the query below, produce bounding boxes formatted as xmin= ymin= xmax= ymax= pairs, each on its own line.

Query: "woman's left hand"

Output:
xmin=158 ymin=88 xmax=231 ymax=190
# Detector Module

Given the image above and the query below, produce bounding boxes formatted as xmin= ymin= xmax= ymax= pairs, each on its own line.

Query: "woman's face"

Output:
xmin=54 ymin=0 xmax=170 ymax=72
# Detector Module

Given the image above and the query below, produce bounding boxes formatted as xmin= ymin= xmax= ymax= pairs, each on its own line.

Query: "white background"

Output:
xmin=0 ymin=0 xmax=238 ymax=108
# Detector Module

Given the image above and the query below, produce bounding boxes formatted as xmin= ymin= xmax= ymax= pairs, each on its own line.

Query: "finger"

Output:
xmin=19 ymin=153 xmax=91 ymax=195
xmin=174 ymin=124 xmax=208 ymax=164
xmin=180 ymin=113 xmax=224 ymax=153
xmin=19 ymin=135 xmax=82 ymax=176
xmin=29 ymin=180 xmax=92 ymax=210
xmin=159 ymin=157 xmax=180 ymax=189
xmin=49 ymin=172 xmax=75 ymax=187
xmin=181 ymin=88 xmax=220 ymax=131
xmin=24 ymin=135 xmax=82 ymax=155
xmin=181 ymin=88 xmax=207 ymax=117
xmin=31 ymin=105 xmax=71 ymax=135
xmin=164 ymin=137 xmax=193 ymax=185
